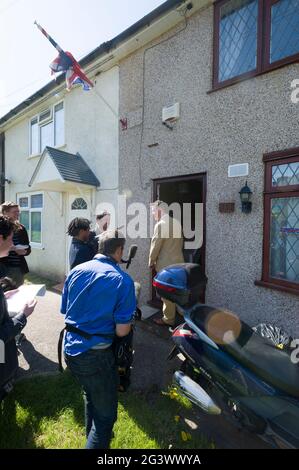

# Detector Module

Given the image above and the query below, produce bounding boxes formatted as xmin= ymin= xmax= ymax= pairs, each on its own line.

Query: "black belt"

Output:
xmin=58 ymin=324 xmax=114 ymax=373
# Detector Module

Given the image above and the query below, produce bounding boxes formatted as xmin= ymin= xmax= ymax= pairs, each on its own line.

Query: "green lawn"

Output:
xmin=24 ymin=273 xmax=59 ymax=291
xmin=0 ymin=372 xmax=213 ymax=449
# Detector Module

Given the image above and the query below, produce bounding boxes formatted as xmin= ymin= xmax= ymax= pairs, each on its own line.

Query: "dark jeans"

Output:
xmin=65 ymin=347 xmax=118 ymax=449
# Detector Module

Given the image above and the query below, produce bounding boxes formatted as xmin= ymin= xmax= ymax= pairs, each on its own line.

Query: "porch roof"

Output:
xmin=28 ymin=146 xmax=100 ymax=192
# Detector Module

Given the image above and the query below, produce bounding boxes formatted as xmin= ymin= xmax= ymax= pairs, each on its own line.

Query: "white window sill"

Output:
xmin=27 ymin=153 xmax=41 ymax=160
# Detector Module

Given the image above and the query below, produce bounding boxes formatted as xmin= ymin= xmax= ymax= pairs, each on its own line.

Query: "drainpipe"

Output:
xmin=0 ymin=133 xmax=5 ymax=203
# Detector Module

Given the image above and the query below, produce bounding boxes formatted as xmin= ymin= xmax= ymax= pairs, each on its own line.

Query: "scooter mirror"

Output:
xmin=128 ymin=245 xmax=138 ymax=261
xmin=121 ymin=245 xmax=138 ymax=269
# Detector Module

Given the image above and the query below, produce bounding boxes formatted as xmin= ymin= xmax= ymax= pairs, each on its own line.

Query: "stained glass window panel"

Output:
xmin=272 ymin=162 xmax=299 ymax=187
xmin=270 ymin=0 xmax=299 ymax=64
xmin=270 ymin=197 xmax=299 ymax=284
xmin=219 ymin=0 xmax=258 ymax=82
xmin=71 ymin=198 xmax=88 ymax=210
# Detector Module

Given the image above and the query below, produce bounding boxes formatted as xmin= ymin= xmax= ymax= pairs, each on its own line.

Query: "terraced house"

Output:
xmin=117 ymin=0 xmax=299 ymax=336
xmin=0 ymin=0 xmax=299 ymax=337
xmin=0 ymin=33 xmax=121 ymax=279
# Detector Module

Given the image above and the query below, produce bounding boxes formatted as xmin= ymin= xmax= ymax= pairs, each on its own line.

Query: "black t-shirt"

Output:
xmin=69 ymin=238 xmax=95 ymax=270
xmin=0 ymin=224 xmax=31 ymax=273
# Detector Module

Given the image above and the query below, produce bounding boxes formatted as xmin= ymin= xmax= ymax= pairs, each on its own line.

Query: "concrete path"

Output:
xmin=17 ymin=291 xmax=64 ymax=379
xmin=16 ymin=290 xmax=270 ymax=449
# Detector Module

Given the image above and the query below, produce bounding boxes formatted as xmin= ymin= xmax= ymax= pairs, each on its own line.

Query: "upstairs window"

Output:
xmin=54 ymin=102 xmax=64 ymax=147
xmin=40 ymin=120 xmax=54 ymax=151
xmin=218 ymin=0 xmax=259 ymax=83
xmin=213 ymin=0 xmax=299 ymax=88
xmin=30 ymin=118 xmax=39 ymax=155
xmin=269 ymin=0 xmax=299 ymax=64
xmin=29 ymin=102 xmax=64 ymax=156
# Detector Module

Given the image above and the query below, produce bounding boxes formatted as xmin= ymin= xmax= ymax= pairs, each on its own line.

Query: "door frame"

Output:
xmin=151 ymin=172 xmax=207 ymax=303
xmin=65 ymin=192 xmax=92 ymax=274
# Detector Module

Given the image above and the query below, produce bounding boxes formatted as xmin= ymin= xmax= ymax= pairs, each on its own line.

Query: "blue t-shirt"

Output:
xmin=61 ymin=255 xmax=136 ymax=356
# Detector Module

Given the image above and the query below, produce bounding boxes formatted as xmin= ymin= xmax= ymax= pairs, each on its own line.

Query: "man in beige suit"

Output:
xmin=149 ymin=200 xmax=184 ymax=326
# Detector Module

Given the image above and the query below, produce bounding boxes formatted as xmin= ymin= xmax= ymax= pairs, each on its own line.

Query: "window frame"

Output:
xmin=39 ymin=119 xmax=54 ymax=154
xmin=29 ymin=116 xmax=39 ymax=156
xmin=29 ymin=101 xmax=65 ymax=157
xmin=54 ymin=101 xmax=65 ymax=147
xmin=213 ymin=0 xmax=299 ymax=90
xmin=255 ymin=147 xmax=299 ymax=296
xmin=17 ymin=192 xmax=44 ymax=248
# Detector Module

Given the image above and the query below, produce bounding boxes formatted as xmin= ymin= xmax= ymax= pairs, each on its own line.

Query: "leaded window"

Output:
xmin=214 ymin=0 xmax=299 ymax=88
xmin=71 ymin=198 xmax=88 ymax=210
xmin=257 ymin=148 xmax=299 ymax=295
xmin=219 ymin=0 xmax=258 ymax=82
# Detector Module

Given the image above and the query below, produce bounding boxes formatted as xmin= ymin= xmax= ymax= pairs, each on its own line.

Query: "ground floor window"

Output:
xmin=18 ymin=193 xmax=43 ymax=246
xmin=256 ymin=147 xmax=299 ymax=295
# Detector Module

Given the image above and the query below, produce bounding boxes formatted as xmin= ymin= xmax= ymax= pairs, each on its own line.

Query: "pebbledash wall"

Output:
xmin=3 ymin=66 xmax=119 ymax=281
xmin=119 ymin=4 xmax=299 ymax=336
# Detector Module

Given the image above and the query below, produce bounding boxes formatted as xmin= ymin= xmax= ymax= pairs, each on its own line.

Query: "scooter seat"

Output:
xmin=189 ymin=305 xmax=299 ymax=398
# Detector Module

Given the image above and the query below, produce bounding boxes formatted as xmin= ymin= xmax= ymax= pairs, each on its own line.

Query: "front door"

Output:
xmin=66 ymin=193 xmax=91 ymax=273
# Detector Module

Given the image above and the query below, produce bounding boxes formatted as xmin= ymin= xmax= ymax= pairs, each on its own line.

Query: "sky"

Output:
xmin=0 ymin=0 xmax=165 ymax=119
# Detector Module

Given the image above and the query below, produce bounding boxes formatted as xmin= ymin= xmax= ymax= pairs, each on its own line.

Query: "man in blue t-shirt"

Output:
xmin=61 ymin=230 xmax=136 ymax=449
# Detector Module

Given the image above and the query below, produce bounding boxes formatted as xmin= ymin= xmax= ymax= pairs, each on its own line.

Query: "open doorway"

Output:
xmin=151 ymin=173 xmax=206 ymax=302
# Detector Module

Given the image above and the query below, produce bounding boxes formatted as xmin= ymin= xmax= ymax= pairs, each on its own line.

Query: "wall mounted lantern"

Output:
xmin=0 ymin=174 xmax=11 ymax=186
xmin=239 ymin=181 xmax=252 ymax=214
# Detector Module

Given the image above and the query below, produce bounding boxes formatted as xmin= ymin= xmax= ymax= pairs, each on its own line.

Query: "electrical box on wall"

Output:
xmin=228 ymin=163 xmax=249 ymax=178
xmin=162 ymin=102 xmax=180 ymax=123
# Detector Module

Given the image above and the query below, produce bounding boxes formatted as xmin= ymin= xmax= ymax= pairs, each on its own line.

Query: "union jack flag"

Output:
xmin=35 ymin=21 xmax=94 ymax=91
xmin=50 ymin=51 xmax=92 ymax=91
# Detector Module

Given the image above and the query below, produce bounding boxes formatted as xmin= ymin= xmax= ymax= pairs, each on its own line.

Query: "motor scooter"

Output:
xmin=153 ymin=263 xmax=299 ymax=449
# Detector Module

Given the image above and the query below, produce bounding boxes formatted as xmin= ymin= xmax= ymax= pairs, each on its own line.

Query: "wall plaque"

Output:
xmin=219 ymin=202 xmax=235 ymax=213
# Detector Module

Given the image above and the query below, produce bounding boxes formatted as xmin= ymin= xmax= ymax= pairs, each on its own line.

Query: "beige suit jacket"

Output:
xmin=149 ymin=214 xmax=184 ymax=273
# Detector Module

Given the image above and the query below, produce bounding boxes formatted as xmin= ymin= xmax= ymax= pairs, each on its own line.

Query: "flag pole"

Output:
xmin=92 ymin=88 xmax=118 ymax=119
xmin=34 ymin=20 xmax=64 ymax=54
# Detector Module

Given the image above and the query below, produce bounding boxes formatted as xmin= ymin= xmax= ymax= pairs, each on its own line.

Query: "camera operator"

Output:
xmin=0 ymin=216 xmax=36 ymax=397
xmin=61 ymin=230 xmax=136 ymax=449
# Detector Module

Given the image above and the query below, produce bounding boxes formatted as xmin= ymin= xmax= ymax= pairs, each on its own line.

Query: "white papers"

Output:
xmin=7 ymin=284 xmax=46 ymax=317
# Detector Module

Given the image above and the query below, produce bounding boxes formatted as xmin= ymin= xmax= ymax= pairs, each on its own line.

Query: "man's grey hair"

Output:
xmin=98 ymin=229 xmax=125 ymax=256
xmin=151 ymin=200 xmax=169 ymax=213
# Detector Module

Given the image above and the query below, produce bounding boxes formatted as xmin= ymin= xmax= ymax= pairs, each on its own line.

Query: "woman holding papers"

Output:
xmin=0 ymin=201 xmax=31 ymax=287
xmin=0 ymin=216 xmax=36 ymax=401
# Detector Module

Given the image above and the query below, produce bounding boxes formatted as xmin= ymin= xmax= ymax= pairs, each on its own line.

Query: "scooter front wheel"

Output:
xmin=180 ymin=358 xmax=208 ymax=387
